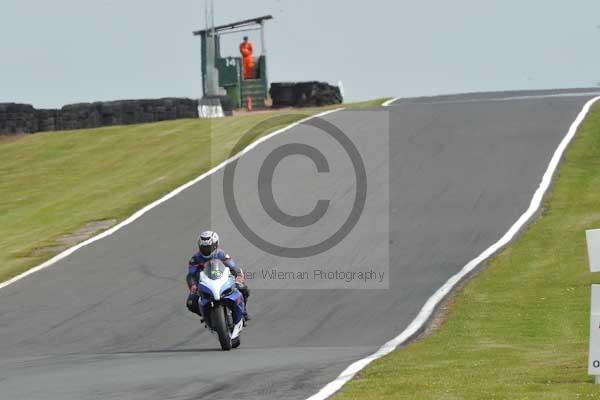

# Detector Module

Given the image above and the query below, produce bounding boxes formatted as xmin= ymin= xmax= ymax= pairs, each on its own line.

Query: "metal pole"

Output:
xmin=209 ymin=0 xmax=215 ymax=37
xmin=198 ymin=0 xmax=224 ymax=117
xmin=260 ymin=21 xmax=266 ymax=55
xmin=204 ymin=0 xmax=217 ymax=96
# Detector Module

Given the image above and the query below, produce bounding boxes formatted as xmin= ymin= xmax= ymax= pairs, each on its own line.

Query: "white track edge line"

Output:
xmin=0 ymin=108 xmax=345 ymax=291
xmin=305 ymin=96 xmax=600 ymax=400
xmin=382 ymin=97 xmax=399 ymax=107
xmin=381 ymin=92 xmax=600 ymax=108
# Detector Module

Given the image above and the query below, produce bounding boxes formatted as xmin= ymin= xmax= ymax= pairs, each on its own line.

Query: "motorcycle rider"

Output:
xmin=186 ymin=231 xmax=250 ymax=321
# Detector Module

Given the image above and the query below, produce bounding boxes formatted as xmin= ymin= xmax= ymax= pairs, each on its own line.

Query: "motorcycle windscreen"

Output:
xmin=204 ymin=259 xmax=228 ymax=281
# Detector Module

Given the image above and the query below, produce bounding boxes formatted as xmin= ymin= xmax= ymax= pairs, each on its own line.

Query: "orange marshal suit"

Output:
xmin=239 ymin=41 xmax=255 ymax=79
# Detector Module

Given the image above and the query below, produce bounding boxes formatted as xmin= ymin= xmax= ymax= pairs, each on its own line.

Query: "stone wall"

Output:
xmin=0 ymin=98 xmax=199 ymax=135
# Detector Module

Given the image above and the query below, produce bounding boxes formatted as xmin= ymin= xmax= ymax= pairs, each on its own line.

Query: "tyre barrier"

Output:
xmin=270 ymin=81 xmax=343 ymax=108
xmin=0 ymin=98 xmax=200 ymax=135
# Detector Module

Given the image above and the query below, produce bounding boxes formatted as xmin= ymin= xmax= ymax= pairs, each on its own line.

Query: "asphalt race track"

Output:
xmin=2 ymin=89 xmax=600 ymax=400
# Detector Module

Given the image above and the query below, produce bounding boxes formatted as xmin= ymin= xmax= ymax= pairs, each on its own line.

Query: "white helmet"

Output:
xmin=198 ymin=230 xmax=219 ymax=257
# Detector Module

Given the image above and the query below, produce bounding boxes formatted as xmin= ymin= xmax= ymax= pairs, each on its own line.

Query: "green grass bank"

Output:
xmin=335 ymin=103 xmax=600 ymax=399
xmin=0 ymin=99 xmax=387 ymax=283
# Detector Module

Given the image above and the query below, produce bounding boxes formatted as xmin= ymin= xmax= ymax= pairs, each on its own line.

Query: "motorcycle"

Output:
xmin=197 ymin=259 xmax=245 ymax=350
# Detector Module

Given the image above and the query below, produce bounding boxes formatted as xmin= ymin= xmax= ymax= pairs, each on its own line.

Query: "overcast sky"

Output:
xmin=1 ymin=0 xmax=599 ymax=108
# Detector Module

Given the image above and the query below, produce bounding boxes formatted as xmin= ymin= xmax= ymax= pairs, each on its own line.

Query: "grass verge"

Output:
xmin=0 ymin=99 xmax=388 ymax=283
xmin=334 ymin=103 xmax=600 ymax=399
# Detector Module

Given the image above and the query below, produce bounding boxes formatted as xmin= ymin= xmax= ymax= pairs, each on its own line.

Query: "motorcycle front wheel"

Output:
xmin=211 ymin=304 xmax=232 ymax=351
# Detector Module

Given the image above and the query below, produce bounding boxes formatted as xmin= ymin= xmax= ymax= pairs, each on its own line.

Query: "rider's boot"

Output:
xmin=243 ymin=296 xmax=251 ymax=324
xmin=236 ymin=283 xmax=251 ymax=323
